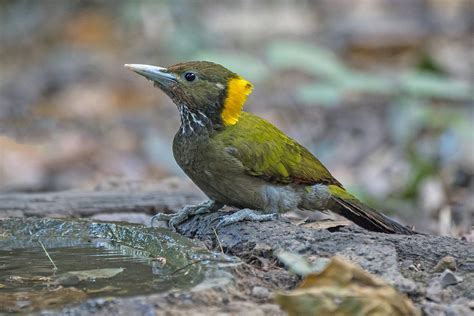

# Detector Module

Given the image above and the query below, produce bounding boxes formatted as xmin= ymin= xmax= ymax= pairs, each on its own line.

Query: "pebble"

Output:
xmin=439 ymin=269 xmax=463 ymax=288
xmin=423 ymin=301 xmax=473 ymax=316
xmin=252 ymin=286 xmax=270 ymax=299
xmin=426 ymin=281 xmax=443 ymax=303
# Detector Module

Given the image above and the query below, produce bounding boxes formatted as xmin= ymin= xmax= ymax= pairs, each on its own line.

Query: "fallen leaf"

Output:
xmin=276 ymin=256 xmax=420 ymax=316
xmin=276 ymin=251 xmax=330 ymax=276
xmin=59 ymin=267 xmax=124 ymax=282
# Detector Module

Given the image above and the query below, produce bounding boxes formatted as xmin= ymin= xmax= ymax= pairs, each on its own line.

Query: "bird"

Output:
xmin=125 ymin=61 xmax=416 ymax=234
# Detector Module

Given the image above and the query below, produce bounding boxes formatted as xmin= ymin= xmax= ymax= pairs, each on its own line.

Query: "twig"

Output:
xmin=170 ymin=259 xmax=204 ymax=276
xmin=213 ymin=228 xmax=224 ymax=254
xmin=38 ymin=239 xmax=58 ymax=272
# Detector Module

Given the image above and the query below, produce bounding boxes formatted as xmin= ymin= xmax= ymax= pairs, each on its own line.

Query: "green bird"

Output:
xmin=125 ymin=61 xmax=415 ymax=234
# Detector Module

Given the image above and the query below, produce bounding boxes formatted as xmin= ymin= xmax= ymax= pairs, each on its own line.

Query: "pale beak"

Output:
xmin=124 ymin=64 xmax=177 ymax=83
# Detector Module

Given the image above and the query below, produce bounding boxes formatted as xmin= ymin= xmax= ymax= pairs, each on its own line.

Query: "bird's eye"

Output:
xmin=184 ymin=72 xmax=196 ymax=82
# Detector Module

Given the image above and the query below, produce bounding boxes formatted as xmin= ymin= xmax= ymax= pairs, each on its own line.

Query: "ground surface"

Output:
xmin=1 ymin=186 xmax=472 ymax=315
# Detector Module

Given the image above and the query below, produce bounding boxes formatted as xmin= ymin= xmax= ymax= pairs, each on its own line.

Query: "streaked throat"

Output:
xmin=178 ymin=105 xmax=210 ymax=136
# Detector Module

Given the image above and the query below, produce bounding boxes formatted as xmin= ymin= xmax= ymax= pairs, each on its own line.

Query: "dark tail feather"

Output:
xmin=331 ymin=197 xmax=417 ymax=235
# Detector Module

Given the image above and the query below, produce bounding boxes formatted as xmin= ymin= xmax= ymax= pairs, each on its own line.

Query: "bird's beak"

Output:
xmin=124 ymin=64 xmax=177 ymax=83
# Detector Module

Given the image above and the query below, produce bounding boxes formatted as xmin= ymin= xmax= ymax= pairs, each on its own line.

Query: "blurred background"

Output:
xmin=0 ymin=0 xmax=472 ymax=236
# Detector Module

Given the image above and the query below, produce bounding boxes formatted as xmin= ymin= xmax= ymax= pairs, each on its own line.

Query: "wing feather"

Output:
xmin=213 ymin=112 xmax=341 ymax=186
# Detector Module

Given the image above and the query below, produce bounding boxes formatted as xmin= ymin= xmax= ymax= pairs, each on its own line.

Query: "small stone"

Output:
xmin=253 ymin=243 xmax=272 ymax=252
xmin=252 ymin=286 xmax=270 ymax=299
xmin=431 ymin=255 xmax=457 ymax=273
xmin=394 ymin=277 xmax=419 ymax=295
xmin=439 ymin=269 xmax=463 ymax=288
xmin=426 ymin=280 xmax=443 ymax=302
xmin=423 ymin=302 xmax=473 ymax=316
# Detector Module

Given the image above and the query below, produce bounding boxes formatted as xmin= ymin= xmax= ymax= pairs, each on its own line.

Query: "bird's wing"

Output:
xmin=213 ymin=112 xmax=341 ymax=186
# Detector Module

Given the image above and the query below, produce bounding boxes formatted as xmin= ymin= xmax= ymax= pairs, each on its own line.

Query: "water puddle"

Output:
xmin=0 ymin=218 xmax=236 ymax=313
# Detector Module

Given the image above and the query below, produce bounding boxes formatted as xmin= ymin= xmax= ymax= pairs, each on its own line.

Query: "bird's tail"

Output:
xmin=328 ymin=185 xmax=416 ymax=235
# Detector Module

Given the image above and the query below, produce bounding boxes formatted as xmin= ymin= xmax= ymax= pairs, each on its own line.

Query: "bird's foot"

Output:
xmin=151 ymin=200 xmax=222 ymax=231
xmin=216 ymin=209 xmax=279 ymax=229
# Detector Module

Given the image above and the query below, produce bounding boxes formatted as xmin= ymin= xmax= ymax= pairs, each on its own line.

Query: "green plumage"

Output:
xmin=214 ymin=112 xmax=341 ymax=186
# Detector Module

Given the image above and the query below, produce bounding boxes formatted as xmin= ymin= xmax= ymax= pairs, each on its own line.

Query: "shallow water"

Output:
xmin=0 ymin=218 xmax=233 ymax=313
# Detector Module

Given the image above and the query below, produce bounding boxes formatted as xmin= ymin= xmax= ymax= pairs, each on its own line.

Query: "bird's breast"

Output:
xmin=172 ymin=130 xmax=306 ymax=213
xmin=172 ymin=131 xmax=255 ymax=205
xmin=172 ymin=132 xmax=207 ymax=172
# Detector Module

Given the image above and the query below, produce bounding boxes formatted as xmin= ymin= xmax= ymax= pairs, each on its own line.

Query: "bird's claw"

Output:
xmin=150 ymin=212 xmax=188 ymax=231
xmin=216 ymin=209 xmax=279 ymax=229
xmin=150 ymin=213 xmax=173 ymax=227
xmin=151 ymin=200 xmax=221 ymax=231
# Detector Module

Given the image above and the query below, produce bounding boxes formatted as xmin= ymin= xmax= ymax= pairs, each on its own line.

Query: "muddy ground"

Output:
xmin=1 ymin=184 xmax=473 ymax=315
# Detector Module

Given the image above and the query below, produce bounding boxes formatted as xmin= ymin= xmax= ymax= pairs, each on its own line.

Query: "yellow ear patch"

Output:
xmin=221 ymin=77 xmax=253 ymax=126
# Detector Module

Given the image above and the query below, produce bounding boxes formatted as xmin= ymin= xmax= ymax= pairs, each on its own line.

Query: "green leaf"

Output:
xmin=416 ymin=52 xmax=445 ymax=75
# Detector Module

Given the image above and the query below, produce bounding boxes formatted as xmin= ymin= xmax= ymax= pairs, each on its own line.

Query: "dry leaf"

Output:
xmin=276 ymin=256 xmax=420 ymax=316
xmin=62 ymin=267 xmax=124 ymax=281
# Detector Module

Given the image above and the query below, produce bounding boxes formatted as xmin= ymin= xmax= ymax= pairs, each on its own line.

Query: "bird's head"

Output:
xmin=125 ymin=61 xmax=253 ymax=130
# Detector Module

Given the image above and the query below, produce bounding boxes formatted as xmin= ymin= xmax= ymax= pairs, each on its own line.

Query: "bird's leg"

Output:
xmin=216 ymin=209 xmax=279 ymax=228
xmin=151 ymin=200 xmax=223 ymax=231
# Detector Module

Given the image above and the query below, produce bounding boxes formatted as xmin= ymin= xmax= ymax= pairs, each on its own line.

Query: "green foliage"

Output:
xmin=296 ymin=83 xmax=343 ymax=106
xmin=416 ymin=52 xmax=446 ymax=75
xmin=264 ymin=40 xmax=472 ymax=106
xmin=267 ymin=41 xmax=348 ymax=81
xmin=400 ymin=72 xmax=473 ymax=100
xmin=339 ymin=72 xmax=393 ymax=94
